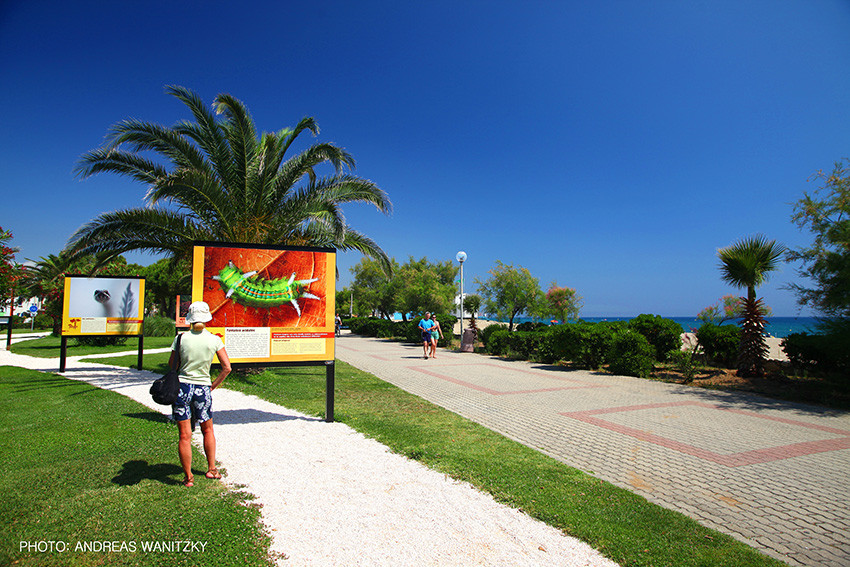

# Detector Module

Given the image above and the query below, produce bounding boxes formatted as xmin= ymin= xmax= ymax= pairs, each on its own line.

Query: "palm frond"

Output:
xmin=718 ymin=234 xmax=787 ymax=291
xmin=67 ymin=207 xmax=208 ymax=261
xmin=103 ymin=119 xmax=212 ymax=175
xmin=165 ymin=85 xmax=237 ymax=192
xmin=74 ymin=148 xmax=168 ymax=184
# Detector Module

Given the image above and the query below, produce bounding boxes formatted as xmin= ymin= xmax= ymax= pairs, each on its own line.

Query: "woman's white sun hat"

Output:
xmin=186 ymin=301 xmax=213 ymax=324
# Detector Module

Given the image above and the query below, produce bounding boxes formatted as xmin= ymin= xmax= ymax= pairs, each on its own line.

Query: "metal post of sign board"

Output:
xmin=59 ymin=336 xmax=67 ymax=372
xmin=137 ymin=334 xmax=144 ymax=370
xmin=325 ymin=360 xmax=335 ymax=423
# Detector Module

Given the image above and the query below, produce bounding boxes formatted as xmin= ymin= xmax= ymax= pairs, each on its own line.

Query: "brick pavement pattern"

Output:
xmin=335 ymin=333 xmax=850 ymax=567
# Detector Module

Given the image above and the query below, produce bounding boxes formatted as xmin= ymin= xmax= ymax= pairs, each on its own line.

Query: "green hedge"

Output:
xmin=608 ymin=330 xmax=655 ymax=378
xmin=628 ymin=314 xmax=683 ymax=361
xmin=481 ymin=319 xmax=671 ymax=376
xmin=783 ymin=330 xmax=850 ymax=379
xmin=696 ymin=323 xmax=740 ymax=367
xmin=346 ymin=314 xmax=457 ymax=347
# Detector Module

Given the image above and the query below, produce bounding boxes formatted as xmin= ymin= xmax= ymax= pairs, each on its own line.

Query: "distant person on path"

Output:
xmin=418 ymin=312 xmax=435 ymax=359
xmin=169 ymin=301 xmax=232 ymax=487
xmin=430 ymin=316 xmax=442 ymax=358
xmin=335 ymin=314 xmax=342 ymax=336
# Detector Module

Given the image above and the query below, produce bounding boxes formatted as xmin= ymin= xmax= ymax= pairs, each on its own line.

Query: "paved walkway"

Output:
xmin=335 ymin=333 xmax=850 ymax=567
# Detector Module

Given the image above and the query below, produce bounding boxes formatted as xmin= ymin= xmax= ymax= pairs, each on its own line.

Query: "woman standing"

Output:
xmin=169 ymin=301 xmax=232 ymax=487
xmin=430 ymin=316 xmax=442 ymax=359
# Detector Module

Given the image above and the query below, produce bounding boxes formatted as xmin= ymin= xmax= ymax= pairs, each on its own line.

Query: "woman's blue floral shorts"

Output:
xmin=172 ymin=383 xmax=213 ymax=423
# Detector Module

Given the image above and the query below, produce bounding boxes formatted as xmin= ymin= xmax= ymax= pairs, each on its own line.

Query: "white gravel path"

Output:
xmin=1 ymin=337 xmax=620 ymax=567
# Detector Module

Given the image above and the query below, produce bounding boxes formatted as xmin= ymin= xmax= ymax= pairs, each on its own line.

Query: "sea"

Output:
xmin=477 ymin=316 xmax=820 ymax=338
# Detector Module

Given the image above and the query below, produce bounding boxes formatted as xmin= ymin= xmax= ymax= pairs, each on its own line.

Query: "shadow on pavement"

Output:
xmin=666 ymin=382 xmax=849 ymax=417
xmin=213 ymin=407 xmax=322 ymax=425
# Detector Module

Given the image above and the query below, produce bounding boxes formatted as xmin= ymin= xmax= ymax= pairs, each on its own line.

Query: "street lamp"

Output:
xmin=456 ymin=251 xmax=467 ymax=336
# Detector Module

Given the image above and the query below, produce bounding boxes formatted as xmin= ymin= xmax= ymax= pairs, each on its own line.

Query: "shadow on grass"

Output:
xmin=13 ymin=377 xmax=81 ymax=391
xmin=124 ymin=411 xmax=171 ymax=424
xmin=112 ymin=459 xmax=184 ymax=486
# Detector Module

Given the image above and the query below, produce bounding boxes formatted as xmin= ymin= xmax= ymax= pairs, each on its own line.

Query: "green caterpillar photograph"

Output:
xmin=212 ymin=261 xmax=320 ymax=317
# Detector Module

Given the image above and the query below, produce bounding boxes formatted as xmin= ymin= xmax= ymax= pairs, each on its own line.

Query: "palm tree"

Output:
xmin=717 ymin=235 xmax=787 ymax=377
xmin=69 ymin=86 xmax=392 ymax=270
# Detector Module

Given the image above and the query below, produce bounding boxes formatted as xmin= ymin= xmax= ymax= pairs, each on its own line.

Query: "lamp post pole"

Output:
xmin=456 ymin=251 xmax=467 ymax=338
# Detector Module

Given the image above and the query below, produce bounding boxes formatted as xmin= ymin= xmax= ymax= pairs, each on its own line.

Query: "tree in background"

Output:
xmin=350 ymin=257 xmax=400 ymax=319
xmin=0 ymin=226 xmax=22 ymax=302
xmin=143 ymin=257 xmax=190 ymax=318
xmin=395 ymin=257 xmax=457 ymax=318
xmin=697 ymin=294 xmax=745 ymax=326
xmin=475 ymin=261 xmax=543 ymax=332
xmin=463 ymin=293 xmax=482 ymax=335
xmin=70 ymin=86 xmax=392 ymax=269
xmin=717 ymin=235 xmax=786 ymax=377
xmin=336 ymin=285 xmax=353 ymax=318
xmin=539 ymin=283 xmax=583 ymax=323
xmin=787 ymin=159 xmax=850 ymax=318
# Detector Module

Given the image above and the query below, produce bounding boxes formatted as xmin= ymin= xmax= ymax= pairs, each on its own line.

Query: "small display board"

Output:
xmin=61 ymin=276 xmax=145 ymax=336
xmin=58 ymin=275 xmax=146 ymax=372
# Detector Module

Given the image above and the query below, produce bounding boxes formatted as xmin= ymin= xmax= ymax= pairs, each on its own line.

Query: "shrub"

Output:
xmin=516 ymin=321 xmax=548 ymax=332
xmin=346 ymin=317 xmax=390 ymax=337
xmin=783 ymin=331 xmax=850 ymax=378
xmin=505 ymin=331 xmax=541 ymax=360
xmin=487 ymin=329 xmax=511 ymax=356
xmin=667 ymin=348 xmax=701 ymax=382
xmin=143 ymin=315 xmax=176 ymax=337
xmin=479 ymin=323 xmax=508 ymax=351
xmin=540 ymin=324 xmax=584 ymax=365
xmin=696 ymin=323 xmax=740 ymax=367
xmin=628 ymin=314 xmax=683 ymax=361
xmin=75 ymin=335 xmax=128 ymax=347
xmin=608 ymin=330 xmax=655 ymax=378
xmin=33 ymin=313 xmax=53 ymax=330
xmin=575 ymin=322 xmax=619 ymax=369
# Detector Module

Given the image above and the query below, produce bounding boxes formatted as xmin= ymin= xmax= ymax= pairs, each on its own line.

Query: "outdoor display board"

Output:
xmin=61 ymin=276 xmax=145 ymax=336
xmin=192 ymin=242 xmax=335 ymax=364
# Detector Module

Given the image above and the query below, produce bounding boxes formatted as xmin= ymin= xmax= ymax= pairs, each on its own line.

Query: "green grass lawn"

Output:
xmin=10 ymin=335 xmax=175 ymax=358
xmin=0 ymin=366 xmax=275 ymax=567
xmin=88 ymin=352 xmax=785 ymax=567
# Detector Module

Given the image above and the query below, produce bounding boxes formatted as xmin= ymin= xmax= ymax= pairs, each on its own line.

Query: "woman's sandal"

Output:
xmin=182 ymin=476 xmax=194 ymax=487
xmin=205 ymin=469 xmax=222 ymax=480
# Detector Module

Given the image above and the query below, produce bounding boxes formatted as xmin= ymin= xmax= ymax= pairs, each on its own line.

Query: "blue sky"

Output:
xmin=2 ymin=1 xmax=849 ymax=317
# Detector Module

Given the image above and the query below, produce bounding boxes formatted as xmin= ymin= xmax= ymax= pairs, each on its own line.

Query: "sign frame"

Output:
xmin=192 ymin=241 xmax=337 ymax=420
xmin=59 ymin=275 xmax=146 ymax=372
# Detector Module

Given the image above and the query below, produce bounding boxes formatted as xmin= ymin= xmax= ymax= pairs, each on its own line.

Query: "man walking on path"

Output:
xmin=418 ymin=312 xmax=435 ymax=359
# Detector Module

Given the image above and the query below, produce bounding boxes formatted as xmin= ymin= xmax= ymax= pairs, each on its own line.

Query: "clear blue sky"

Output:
xmin=2 ymin=1 xmax=849 ymax=317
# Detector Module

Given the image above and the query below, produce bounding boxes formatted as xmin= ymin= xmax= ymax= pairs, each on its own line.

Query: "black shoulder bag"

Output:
xmin=150 ymin=333 xmax=182 ymax=405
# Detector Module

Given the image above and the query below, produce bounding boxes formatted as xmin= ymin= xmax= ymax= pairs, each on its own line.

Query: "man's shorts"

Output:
xmin=421 ymin=331 xmax=432 ymax=342
xmin=172 ymin=383 xmax=213 ymax=423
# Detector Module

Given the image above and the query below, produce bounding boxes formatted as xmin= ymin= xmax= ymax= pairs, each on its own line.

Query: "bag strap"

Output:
xmin=172 ymin=333 xmax=183 ymax=371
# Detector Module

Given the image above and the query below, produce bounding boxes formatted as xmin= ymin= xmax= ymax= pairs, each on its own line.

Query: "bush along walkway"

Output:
xmin=335 ymin=333 xmax=850 ymax=567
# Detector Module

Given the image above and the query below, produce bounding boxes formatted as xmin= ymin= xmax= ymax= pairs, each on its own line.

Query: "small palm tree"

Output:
xmin=463 ymin=294 xmax=482 ymax=337
xmin=70 ymin=86 xmax=392 ymax=270
xmin=717 ymin=235 xmax=786 ymax=377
